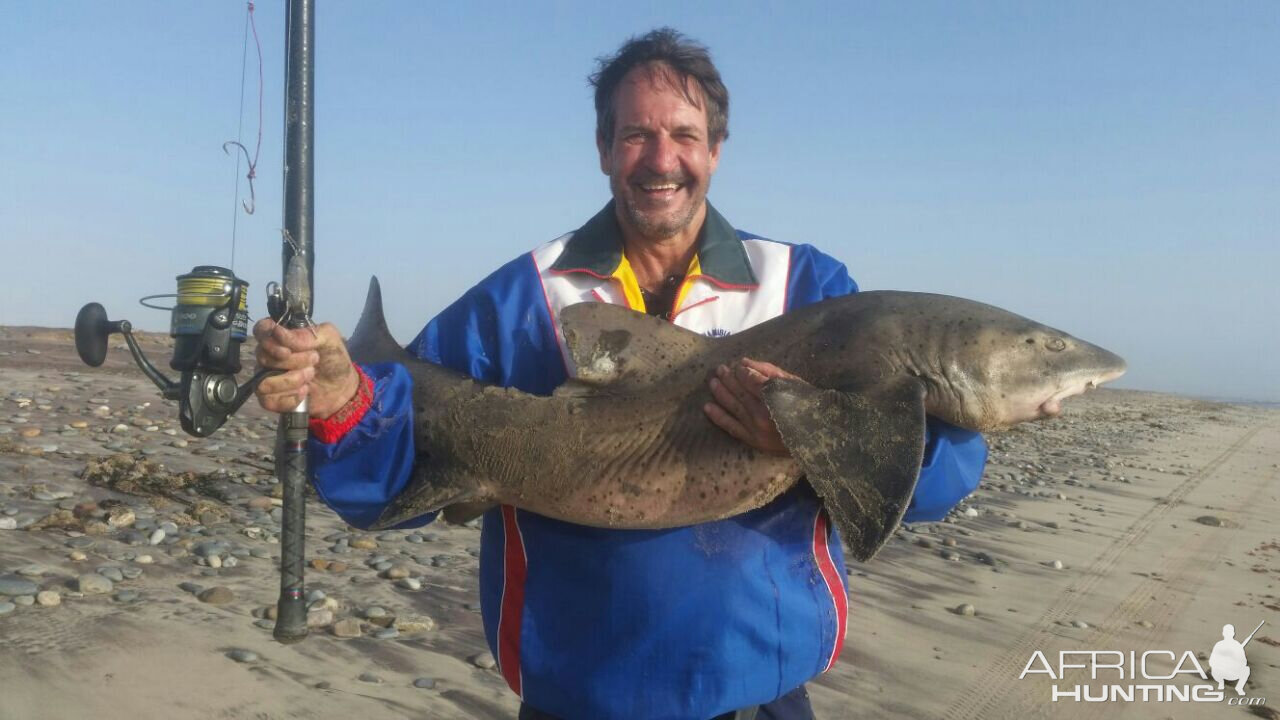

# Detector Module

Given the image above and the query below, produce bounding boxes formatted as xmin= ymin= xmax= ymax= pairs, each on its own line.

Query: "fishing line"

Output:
xmin=225 ymin=1 xmax=264 ymax=272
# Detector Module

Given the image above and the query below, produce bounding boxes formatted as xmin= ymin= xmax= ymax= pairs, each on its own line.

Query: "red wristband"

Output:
xmin=308 ymin=364 xmax=373 ymax=444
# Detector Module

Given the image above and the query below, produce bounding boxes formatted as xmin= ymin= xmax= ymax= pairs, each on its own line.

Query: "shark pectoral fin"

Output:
xmin=558 ymin=302 xmax=713 ymax=390
xmin=762 ymin=376 xmax=927 ymax=563
xmin=369 ymin=458 xmax=486 ymax=531
xmin=348 ymin=276 xmax=414 ymax=367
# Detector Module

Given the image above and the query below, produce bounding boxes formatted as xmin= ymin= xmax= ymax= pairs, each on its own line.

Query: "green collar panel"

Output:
xmin=550 ymin=200 xmax=758 ymax=288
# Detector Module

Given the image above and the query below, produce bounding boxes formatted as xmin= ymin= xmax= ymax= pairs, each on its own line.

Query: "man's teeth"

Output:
xmin=642 ymin=183 xmax=679 ymax=191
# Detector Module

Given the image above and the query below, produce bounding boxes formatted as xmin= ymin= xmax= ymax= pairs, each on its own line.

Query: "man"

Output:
xmin=255 ymin=28 xmax=987 ymax=720
xmin=1209 ymin=624 xmax=1251 ymax=696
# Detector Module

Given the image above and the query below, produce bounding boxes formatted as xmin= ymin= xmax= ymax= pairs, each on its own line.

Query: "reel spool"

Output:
xmin=75 ymin=265 xmax=275 ymax=437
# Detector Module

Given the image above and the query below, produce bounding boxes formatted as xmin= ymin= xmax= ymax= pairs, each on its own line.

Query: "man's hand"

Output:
xmin=703 ymin=357 xmax=799 ymax=456
xmin=252 ymin=319 xmax=360 ymax=419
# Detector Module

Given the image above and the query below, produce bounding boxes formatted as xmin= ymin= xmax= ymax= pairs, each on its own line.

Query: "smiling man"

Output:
xmin=253 ymin=28 xmax=987 ymax=720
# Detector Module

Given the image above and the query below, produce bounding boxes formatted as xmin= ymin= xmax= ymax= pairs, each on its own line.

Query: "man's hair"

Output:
xmin=589 ymin=27 xmax=729 ymax=147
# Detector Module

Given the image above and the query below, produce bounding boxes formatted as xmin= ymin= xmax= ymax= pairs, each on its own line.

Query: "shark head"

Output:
xmin=941 ymin=316 xmax=1127 ymax=431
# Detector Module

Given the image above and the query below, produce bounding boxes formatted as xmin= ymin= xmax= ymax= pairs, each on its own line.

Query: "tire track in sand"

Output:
xmin=941 ymin=421 xmax=1270 ymax=720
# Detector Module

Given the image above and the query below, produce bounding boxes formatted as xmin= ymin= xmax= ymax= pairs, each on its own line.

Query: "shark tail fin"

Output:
xmin=369 ymin=457 xmax=488 ymax=530
xmin=762 ymin=376 xmax=927 ymax=562
xmin=347 ymin=276 xmax=414 ymax=367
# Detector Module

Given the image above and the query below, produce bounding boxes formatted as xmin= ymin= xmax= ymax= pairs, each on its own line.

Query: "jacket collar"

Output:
xmin=550 ymin=199 xmax=758 ymax=288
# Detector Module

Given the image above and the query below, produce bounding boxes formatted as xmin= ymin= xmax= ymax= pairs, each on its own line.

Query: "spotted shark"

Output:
xmin=347 ymin=279 xmax=1125 ymax=560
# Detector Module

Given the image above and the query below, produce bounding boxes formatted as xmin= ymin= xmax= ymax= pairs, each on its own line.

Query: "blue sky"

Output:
xmin=2 ymin=2 xmax=1276 ymax=401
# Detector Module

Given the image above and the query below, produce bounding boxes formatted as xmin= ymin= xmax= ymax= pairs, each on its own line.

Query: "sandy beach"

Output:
xmin=1 ymin=325 xmax=1276 ymax=720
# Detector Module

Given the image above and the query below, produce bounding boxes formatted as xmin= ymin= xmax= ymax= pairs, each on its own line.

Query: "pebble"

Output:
xmin=1072 ymin=620 xmax=1090 ymax=629
xmin=953 ymin=603 xmax=976 ymax=616
xmin=107 ymin=508 xmax=136 ymax=528
xmin=940 ymin=550 xmax=960 ymax=562
xmin=113 ymin=590 xmax=140 ymax=603
xmin=412 ymin=677 xmax=436 ymax=689
xmin=148 ymin=529 xmax=166 ymax=545
xmin=358 ymin=672 xmax=383 ymax=684
xmin=307 ymin=609 xmax=335 ymax=628
xmin=0 ymin=517 xmax=17 ymax=530
xmin=36 ymin=591 xmax=61 ymax=606
xmin=1049 ymin=560 xmax=1064 ymax=570
xmin=0 ymin=601 xmax=15 ymax=615
xmin=470 ymin=652 xmax=497 ymax=670
xmin=332 ymin=619 xmax=363 ymax=638
xmin=396 ymin=578 xmax=422 ymax=591
xmin=97 ymin=566 xmax=125 ymax=582
xmin=395 ymin=615 xmax=436 ymax=634
xmin=178 ymin=582 xmax=204 ymax=595
xmin=350 ymin=537 xmax=378 ymax=550
xmin=198 ymin=586 xmax=235 ymax=604
xmin=76 ymin=573 xmax=113 ymax=594
xmin=963 ymin=507 xmax=979 ymax=518
xmin=363 ymin=606 xmax=388 ymax=619
xmin=373 ymin=627 xmax=400 ymax=640
xmin=227 ymin=649 xmax=259 ymax=663
xmin=13 ymin=595 xmax=34 ymax=606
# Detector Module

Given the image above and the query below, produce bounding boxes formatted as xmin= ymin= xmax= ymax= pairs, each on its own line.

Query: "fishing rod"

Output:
xmin=268 ymin=0 xmax=315 ymax=644
xmin=73 ymin=0 xmax=315 ymax=644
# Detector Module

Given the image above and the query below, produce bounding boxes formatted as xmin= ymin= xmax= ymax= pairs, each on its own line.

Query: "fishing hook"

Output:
xmin=222 ymin=140 xmax=257 ymax=214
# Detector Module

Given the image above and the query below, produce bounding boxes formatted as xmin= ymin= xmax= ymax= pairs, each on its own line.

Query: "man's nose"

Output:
xmin=642 ymin=134 xmax=679 ymax=174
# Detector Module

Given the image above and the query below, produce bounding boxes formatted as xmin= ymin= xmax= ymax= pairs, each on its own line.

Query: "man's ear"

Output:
xmin=597 ymin=131 xmax=612 ymax=175
xmin=708 ymin=138 xmax=722 ymax=175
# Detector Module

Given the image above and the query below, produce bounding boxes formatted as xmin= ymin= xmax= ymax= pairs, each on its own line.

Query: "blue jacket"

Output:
xmin=309 ymin=201 xmax=987 ymax=720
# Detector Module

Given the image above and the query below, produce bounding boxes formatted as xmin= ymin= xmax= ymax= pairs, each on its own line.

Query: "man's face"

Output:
xmin=598 ymin=64 xmax=721 ymax=242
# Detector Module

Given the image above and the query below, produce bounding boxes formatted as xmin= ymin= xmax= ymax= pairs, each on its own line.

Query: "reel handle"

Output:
xmin=74 ymin=303 xmax=180 ymax=398
xmin=74 ymin=302 xmax=123 ymax=367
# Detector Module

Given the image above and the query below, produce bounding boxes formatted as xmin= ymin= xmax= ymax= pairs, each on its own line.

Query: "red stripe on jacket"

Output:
xmin=498 ymin=504 xmax=529 ymax=695
xmin=812 ymin=510 xmax=847 ymax=672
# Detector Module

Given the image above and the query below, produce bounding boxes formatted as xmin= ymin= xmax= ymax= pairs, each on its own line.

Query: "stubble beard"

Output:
xmin=612 ymin=173 xmax=708 ymax=242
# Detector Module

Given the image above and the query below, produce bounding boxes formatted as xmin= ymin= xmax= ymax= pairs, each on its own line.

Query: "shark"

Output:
xmin=347 ymin=279 xmax=1125 ymax=560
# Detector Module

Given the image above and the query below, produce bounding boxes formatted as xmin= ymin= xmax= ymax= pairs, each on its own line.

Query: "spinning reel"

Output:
xmin=75 ymin=265 xmax=276 ymax=437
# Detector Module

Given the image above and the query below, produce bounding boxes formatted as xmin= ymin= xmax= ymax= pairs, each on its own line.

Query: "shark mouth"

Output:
xmin=1038 ymin=366 xmax=1127 ymax=418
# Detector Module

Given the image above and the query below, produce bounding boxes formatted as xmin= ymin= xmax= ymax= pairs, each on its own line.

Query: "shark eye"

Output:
xmin=1045 ymin=337 xmax=1066 ymax=352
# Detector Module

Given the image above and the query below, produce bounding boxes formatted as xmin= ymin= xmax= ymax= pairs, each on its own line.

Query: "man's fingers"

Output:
xmin=252 ymin=317 xmax=277 ymax=342
xmin=703 ymin=401 xmax=754 ymax=446
xmin=739 ymin=357 xmax=800 ymax=381
xmin=267 ymin=322 xmax=321 ymax=352
xmin=733 ymin=364 xmax=771 ymax=397
xmin=709 ymin=372 xmax=748 ymax=420
xmin=257 ymin=390 xmax=307 ymax=413
xmin=256 ymin=366 xmax=315 ymax=397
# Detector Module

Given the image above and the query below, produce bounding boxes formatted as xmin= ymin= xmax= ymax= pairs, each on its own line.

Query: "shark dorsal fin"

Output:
xmin=557 ymin=302 xmax=713 ymax=393
xmin=348 ymin=276 xmax=413 ymax=366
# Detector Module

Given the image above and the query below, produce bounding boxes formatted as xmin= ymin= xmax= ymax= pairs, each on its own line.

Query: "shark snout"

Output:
xmin=1036 ymin=360 xmax=1127 ymax=419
